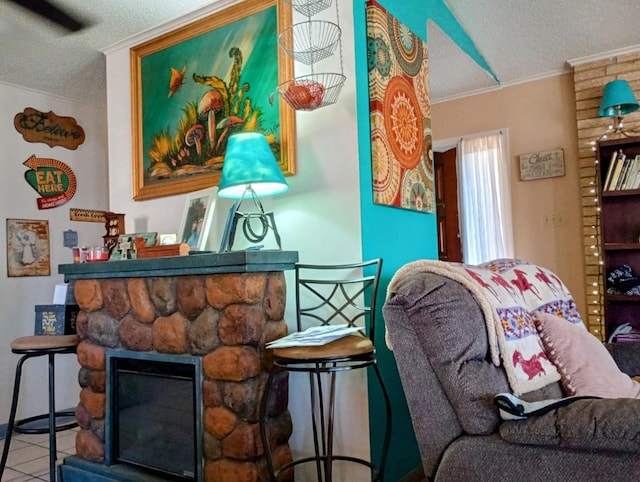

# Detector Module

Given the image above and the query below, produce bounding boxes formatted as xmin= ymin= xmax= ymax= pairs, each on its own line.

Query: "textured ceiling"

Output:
xmin=1 ymin=0 xmax=639 ymax=107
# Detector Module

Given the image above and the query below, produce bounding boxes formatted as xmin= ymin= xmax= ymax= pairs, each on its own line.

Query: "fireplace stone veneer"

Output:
xmin=58 ymin=251 xmax=298 ymax=482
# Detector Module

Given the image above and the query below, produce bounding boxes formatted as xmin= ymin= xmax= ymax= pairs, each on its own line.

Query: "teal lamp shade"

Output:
xmin=217 ymin=132 xmax=288 ymax=198
xmin=599 ymin=80 xmax=640 ymax=117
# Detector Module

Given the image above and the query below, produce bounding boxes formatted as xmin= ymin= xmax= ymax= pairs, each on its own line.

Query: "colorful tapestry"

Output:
xmin=366 ymin=0 xmax=434 ymax=213
xmin=386 ymin=258 xmax=585 ymax=395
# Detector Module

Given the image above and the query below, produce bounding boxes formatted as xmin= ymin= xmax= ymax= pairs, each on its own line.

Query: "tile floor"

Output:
xmin=0 ymin=428 xmax=77 ymax=482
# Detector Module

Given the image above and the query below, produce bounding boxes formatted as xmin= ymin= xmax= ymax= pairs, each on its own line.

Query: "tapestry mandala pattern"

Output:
xmin=366 ymin=0 xmax=434 ymax=213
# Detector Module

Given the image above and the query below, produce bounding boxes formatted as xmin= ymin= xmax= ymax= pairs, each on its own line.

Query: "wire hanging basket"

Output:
xmin=282 ymin=0 xmax=333 ymax=17
xmin=278 ymin=73 xmax=346 ymax=111
xmin=279 ymin=21 xmax=342 ymax=66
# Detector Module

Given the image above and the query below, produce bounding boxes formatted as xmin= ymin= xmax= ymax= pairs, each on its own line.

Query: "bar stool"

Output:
xmin=0 ymin=334 xmax=79 ymax=481
xmin=260 ymin=259 xmax=392 ymax=482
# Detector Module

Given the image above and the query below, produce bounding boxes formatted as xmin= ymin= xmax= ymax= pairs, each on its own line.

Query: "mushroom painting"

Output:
xmin=146 ymin=45 xmax=270 ymax=175
xmin=198 ymin=90 xmax=223 ymax=153
xmin=135 ymin=2 xmax=292 ymax=199
xmin=215 ymin=116 xmax=245 ymax=152
xmin=185 ymin=124 xmax=205 ymax=155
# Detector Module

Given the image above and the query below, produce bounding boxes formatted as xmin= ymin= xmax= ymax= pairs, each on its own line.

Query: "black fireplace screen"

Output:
xmin=106 ymin=351 xmax=202 ymax=481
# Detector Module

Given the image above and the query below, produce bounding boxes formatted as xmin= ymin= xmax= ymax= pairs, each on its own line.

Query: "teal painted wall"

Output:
xmin=352 ymin=1 xmax=438 ymax=479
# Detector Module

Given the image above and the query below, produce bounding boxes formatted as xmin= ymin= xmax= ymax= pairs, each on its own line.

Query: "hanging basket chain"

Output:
xmin=335 ymin=0 xmax=344 ymax=77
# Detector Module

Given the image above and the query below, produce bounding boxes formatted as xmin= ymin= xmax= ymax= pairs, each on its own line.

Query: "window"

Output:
xmin=457 ymin=130 xmax=514 ymax=264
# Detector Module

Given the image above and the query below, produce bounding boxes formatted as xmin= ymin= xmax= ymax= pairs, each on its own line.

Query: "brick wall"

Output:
xmin=573 ymin=52 xmax=640 ymax=339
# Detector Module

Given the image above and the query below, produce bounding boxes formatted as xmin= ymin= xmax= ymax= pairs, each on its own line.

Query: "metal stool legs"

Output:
xmin=371 ymin=362 xmax=392 ymax=482
xmin=0 ymin=352 xmax=31 ymax=478
xmin=0 ymin=350 xmax=77 ymax=482
xmin=260 ymin=362 xmax=392 ymax=482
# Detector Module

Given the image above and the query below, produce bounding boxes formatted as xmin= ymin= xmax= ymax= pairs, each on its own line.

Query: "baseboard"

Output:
xmin=398 ymin=465 xmax=426 ymax=482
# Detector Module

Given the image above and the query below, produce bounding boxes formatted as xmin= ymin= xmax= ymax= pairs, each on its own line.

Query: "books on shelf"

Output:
xmin=604 ymin=149 xmax=640 ymax=191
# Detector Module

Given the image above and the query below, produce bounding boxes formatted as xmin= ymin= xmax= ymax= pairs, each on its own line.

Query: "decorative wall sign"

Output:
xmin=7 ymin=218 xmax=51 ymax=277
xmin=23 ymin=155 xmax=77 ymax=209
xmin=69 ymin=208 xmax=107 ymax=223
xmin=14 ymin=107 xmax=85 ymax=150
xmin=366 ymin=0 xmax=435 ymax=213
xmin=63 ymin=230 xmax=78 ymax=248
xmin=519 ymin=148 xmax=565 ymax=181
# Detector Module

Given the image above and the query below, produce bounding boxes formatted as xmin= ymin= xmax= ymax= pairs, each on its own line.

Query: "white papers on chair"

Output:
xmin=265 ymin=324 xmax=362 ymax=348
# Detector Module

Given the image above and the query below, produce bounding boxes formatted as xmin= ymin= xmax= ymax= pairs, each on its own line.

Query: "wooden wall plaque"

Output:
xmin=519 ymin=148 xmax=565 ymax=181
xmin=14 ymin=107 xmax=86 ymax=150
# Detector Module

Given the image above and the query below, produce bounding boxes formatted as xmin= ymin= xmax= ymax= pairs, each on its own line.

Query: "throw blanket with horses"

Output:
xmin=386 ymin=259 xmax=584 ymax=395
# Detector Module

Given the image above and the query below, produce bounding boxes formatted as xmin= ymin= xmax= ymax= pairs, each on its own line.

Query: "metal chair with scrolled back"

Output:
xmin=260 ymin=259 xmax=391 ymax=482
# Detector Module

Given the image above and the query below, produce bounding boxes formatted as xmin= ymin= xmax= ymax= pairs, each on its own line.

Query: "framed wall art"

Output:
xmin=366 ymin=0 xmax=435 ymax=214
xmin=519 ymin=148 xmax=565 ymax=181
xmin=130 ymin=0 xmax=295 ymax=201
xmin=178 ymin=187 xmax=218 ymax=251
xmin=7 ymin=218 xmax=51 ymax=277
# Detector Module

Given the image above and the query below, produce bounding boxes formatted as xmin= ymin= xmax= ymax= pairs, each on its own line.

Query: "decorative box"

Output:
xmin=34 ymin=304 xmax=79 ymax=335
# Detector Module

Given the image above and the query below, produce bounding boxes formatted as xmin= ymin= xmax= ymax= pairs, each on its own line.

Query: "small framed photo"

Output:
xmin=178 ymin=187 xmax=217 ymax=251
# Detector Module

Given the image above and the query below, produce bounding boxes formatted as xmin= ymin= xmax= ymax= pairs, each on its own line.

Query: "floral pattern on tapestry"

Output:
xmin=366 ymin=0 xmax=434 ymax=213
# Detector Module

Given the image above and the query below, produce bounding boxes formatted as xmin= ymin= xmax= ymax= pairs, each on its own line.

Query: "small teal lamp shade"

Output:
xmin=599 ymin=80 xmax=640 ymax=117
xmin=217 ymin=132 xmax=288 ymax=198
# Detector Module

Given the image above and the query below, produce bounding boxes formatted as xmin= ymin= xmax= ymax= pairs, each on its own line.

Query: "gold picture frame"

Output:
xmin=130 ymin=0 xmax=295 ymax=201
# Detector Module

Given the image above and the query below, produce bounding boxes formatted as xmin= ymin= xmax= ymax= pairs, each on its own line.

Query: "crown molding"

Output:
xmin=567 ymin=45 xmax=640 ymax=67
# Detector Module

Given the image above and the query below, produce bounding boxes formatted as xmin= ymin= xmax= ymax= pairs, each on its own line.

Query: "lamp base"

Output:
xmin=219 ymin=189 xmax=282 ymax=252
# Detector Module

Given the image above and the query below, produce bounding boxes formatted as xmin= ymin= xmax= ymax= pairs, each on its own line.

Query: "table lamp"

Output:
xmin=217 ymin=132 xmax=288 ymax=251
xmin=598 ymin=79 xmax=640 ymax=138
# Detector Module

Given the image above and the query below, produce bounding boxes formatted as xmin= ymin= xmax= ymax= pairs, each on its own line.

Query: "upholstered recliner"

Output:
xmin=383 ymin=259 xmax=640 ymax=481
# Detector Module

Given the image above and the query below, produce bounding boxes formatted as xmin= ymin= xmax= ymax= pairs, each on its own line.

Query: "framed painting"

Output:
xmin=178 ymin=187 xmax=218 ymax=251
xmin=7 ymin=218 xmax=51 ymax=277
xmin=131 ymin=0 xmax=295 ymax=201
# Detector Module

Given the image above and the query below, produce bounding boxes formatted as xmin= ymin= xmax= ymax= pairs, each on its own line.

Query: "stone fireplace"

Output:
xmin=57 ymin=251 xmax=298 ymax=482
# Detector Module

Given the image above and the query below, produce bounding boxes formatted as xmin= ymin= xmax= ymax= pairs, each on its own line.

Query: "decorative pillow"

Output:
xmin=534 ymin=311 xmax=640 ymax=399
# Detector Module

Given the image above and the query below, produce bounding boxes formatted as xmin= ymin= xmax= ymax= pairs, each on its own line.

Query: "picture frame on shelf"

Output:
xmin=178 ymin=187 xmax=218 ymax=251
xmin=109 ymin=232 xmax=158 ymax=260
xmin=130 ymin=0 xmax=295 ymax=201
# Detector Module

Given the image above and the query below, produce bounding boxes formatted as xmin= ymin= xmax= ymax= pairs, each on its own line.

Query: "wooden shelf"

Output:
xmin=605 ymin=293 xmax=640 ymax=302
xmin=602 ymin=188 xmax=640 ymax=197
xmin=604 ymin=243 xmax=640 ymax=250
xmin=598 ymin=135 xmax=640 ymax=337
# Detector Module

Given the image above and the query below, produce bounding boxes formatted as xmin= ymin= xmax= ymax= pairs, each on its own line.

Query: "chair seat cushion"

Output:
xmin=499 ymin=397 xmax=640 ymax=453
xmin=11 ymin=334 xmax=79 ymax=352
xmin=272 ymin=334 xmax=374 ymax=361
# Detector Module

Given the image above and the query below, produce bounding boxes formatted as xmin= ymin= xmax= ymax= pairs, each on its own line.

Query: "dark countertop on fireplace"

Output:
xmin=59 ymin=250 xmax=299 ymax=281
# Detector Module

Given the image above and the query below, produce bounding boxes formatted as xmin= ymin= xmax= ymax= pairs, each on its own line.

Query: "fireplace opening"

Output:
xmin=106 ymin=351 xmax=202 ymax=481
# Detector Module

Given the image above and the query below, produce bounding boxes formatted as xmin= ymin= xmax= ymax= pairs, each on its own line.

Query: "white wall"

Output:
xmin=0 ymin=82 xmax=108 ymax=424
xmin=104 ymin=1 xmax=368 ymax=480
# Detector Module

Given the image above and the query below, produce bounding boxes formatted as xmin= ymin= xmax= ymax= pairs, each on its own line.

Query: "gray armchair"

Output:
xmin=383 ymin=269 xmax=640 ymax=481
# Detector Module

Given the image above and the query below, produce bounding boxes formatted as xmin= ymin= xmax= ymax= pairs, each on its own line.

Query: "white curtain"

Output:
xmin=457 ymin=131 xmax=514 ymax=265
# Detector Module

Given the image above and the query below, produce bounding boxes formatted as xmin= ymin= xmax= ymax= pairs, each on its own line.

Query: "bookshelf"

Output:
xmin=598 ymin=136 xmax=640 ymax=338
